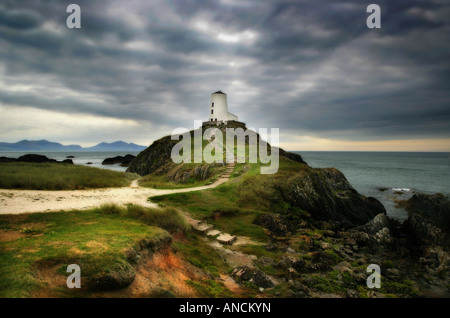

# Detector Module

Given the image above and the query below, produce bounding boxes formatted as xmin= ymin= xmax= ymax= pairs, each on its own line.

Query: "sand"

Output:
xmin=0 ymin=177 xmax=229 ymax=215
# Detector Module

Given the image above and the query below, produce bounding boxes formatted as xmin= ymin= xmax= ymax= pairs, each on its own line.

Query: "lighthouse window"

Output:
xmin=211 ymin=109 xmax=214 ymax=114
xmin=212 ymin=102 xmax=214 ymax=107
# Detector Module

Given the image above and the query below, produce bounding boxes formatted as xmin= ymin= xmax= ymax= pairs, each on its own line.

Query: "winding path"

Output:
xmin=0 ymin=160 xmax=235 ymax=215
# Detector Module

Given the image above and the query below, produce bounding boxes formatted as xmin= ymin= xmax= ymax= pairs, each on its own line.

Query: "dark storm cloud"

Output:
xmin=0 ymin=0 xmax=449 ymax=145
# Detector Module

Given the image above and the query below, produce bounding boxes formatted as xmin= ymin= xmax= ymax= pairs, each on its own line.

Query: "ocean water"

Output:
xmin=295 ymin=151 xmax=450 ymax=221
xmin=0 ymin=151 xmax=140 ymax=172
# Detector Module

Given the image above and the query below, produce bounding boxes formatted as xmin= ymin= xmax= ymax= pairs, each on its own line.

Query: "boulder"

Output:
xmin=275 ymin=256 xmax=305 ymax=272
xmin=231 ymin=266 xmax=274 ymax=289
xmin=254 ymin=213 xmax=291 ymax=236
xmin=61 ymin=159 xmax=74 ymax=164
xmin=356 ymin=213 xmax=391 ymax=235
xmin=404 ymin=193 xmax=450 ymax=247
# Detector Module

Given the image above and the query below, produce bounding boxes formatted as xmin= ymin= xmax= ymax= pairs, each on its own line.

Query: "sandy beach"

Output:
xmin=0 ymin=177 xmax=229 ymax=215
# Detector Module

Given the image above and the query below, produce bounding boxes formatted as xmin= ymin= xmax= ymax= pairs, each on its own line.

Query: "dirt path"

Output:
xmin=0 ymin=173 xmax=231 ymax=215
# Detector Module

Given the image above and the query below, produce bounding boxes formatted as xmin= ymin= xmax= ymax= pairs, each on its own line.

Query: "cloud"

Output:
xmin=0 ymin=0 xmax=449 ymax=149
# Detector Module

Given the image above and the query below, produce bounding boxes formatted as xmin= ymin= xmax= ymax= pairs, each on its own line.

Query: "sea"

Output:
xmin=1 ymin=150 xmax=449 ymax=222
xmin=296 ymin=151 xmax=450 ymax=221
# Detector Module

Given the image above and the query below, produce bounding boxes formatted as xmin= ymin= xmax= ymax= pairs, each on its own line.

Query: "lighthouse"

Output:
xmin=208 ymin=91 xmax=238 ymax=123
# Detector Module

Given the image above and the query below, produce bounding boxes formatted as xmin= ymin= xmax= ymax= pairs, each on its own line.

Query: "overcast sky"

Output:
xmin=0 ymin=0 xmax=449 ymax=151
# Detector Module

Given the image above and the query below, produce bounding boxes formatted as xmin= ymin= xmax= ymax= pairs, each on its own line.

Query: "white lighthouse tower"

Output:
xmin=208 ymin=90 xmax=238 ymax=123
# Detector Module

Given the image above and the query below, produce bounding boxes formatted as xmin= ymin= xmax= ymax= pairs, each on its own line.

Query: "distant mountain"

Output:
xmin=84 ymin=141 xmax=146 ymax=151
xmin=0 ymin=140 xmax=146 ymax=152
xmin=0 ymin=140 xmax=83 ymax=151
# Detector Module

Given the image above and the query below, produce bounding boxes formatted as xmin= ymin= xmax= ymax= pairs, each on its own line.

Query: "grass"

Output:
xmin=186 ymin=279 xmax=233 ymax=298
xmin=149 ymin=157 xmax=310 ymax=242
xmin=93 ymin=203 xmax=190 ymax=235
xmin=172 ymin=232 xmax=230 ymax=277
xmin=0 ymin=162 xmax=136 ymax=190
xmin=0 ymin=208 xmax=170 ymax=297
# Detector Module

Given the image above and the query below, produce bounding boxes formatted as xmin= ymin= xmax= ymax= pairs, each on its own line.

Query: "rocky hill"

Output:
xmin=127 ymin=125 xmax=384 ymax=227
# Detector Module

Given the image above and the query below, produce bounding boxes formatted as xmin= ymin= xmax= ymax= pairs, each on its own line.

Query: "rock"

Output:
xmin=0 ymin=156 xmax=17 ymax=162
xmin=231 ymin=266 xmax=274 ymax=289
xmin=322 ymin=230 xmax=336 ymax=237
xmin=258 ymin=257 xmax=276 ymax=267
xmin=288 ymin=279 xmax=309 ymax=296
xmin=61 ymin=159 xmax=74 ymax=164
xmin=102 ymin=154 xmax=136 ymax=166
xmin=320 ymin=242 xmax=333 ymax=250
xmin=279 ymin=149 xmax=307 ymax=165
xmin=89 ymin=262 xmax=136 ymax=290
xmin=356 ymin=213 xmax=391 ymax=235
xmin=10 ymin=154 xmax=74 ymax=164
xmin=348 ymin=231 xmax=370 ymax=246
xmin=367 ymin=291 xmax=386 ymax=298
xmin=66 ymin=155 xmax=75 ymax=158
xmin=285 ymin=247 xmax=297 ymax=254
xmin=374 ymin=227 xmax=393 ymax=245
xmin=86 ymin=162 xmax=93 ymax=164
xmin=346 ymin=289 xmax=359 ymax=298
xmin=280 ymin=168 xmax=386 ymax=228
xmin=404 ymin=193 xmax=450 ymax=247
xmin=17 ymin=154 xmax=57 ymax=163
xmin=276 ymin=256 xmax=297 ymax=270
xmin=254 ymin=213 xmax=291 ymax=236
xmin=308 ymin=251 xmax=337 ymax=271
xmin=423 ymin=246 xmax=449 ymax=274
xmin=334 ymin=261 xmax=353 ymax=274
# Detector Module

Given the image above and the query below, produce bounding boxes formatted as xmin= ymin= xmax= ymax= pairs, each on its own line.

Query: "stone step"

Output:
xmin=187 ymin=218 xmax=201 ymax=227
xmin=193 ymin=223 xmax=214 ymax=234
xmin=207 ymin=229 xmax=221 ymax=237
xmin=216 ymin=233 xmax=237 ymax=245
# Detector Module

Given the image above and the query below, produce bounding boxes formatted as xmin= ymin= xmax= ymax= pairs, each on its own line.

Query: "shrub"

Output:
xmin=96 ymin=204 xmax=190 ymax=234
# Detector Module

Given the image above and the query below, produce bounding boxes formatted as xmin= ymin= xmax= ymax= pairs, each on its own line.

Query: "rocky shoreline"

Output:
xmin=231 ymin=192 xmax=450 ymax=297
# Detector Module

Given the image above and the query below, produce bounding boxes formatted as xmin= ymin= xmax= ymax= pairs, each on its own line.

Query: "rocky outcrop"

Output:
xmin=279 ymin=149 xmax=306 ymax=165
xmin=127 ymin=135 xmax=177 ymax=176
xmin=404 ymin=193 xmax=450 ymax=247
xmin=278 ymin=168 xmax=386 ymax=227
xmin=0 ymin=154 xmax=73 ymax=164
xmin=102 ymin=154 xmax=136 ymax=167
